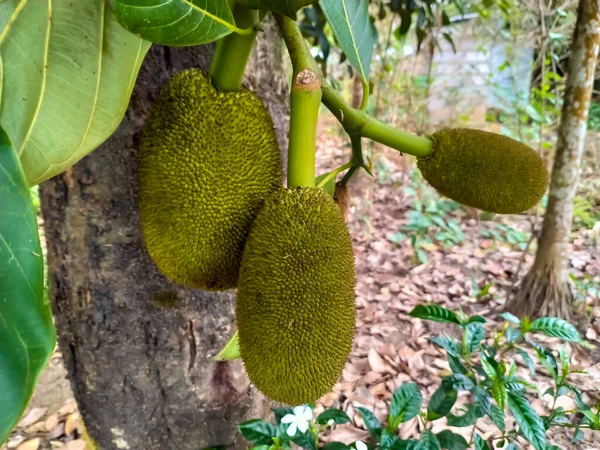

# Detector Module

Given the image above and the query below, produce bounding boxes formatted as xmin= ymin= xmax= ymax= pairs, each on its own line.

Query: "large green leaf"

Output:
xmin=530 ymin=317 xmax=582 ymax=342
xmin=238 ymin=0 xmax=317 ymax=18
xmin=0 ymin=0 xmax=150 ymax=186
xmin=390 ymin=383 xmax=422 ymax=424
xmin=320 ymin=0 xmax=375 ymax=91
xmin=410 ymin=305 xmax=461 ymax=325
xmin=0 ymin=127 xmax=56 ymax=444
xmin=109 ymin=0 xmax=241 ymax=46
xmin=427 ymin=385 xmax=457 ymax=420
xmin=507 ymin=393 xmax=546 ymax=450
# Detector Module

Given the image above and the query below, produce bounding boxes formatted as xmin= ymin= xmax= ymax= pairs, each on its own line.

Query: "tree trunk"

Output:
xmin=39 ymin=18 xmax=288 ymax=450
xmin=507 ymin=0 xmax=600 ymax=320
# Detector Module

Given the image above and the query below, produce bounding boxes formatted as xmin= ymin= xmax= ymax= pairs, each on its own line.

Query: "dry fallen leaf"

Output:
xmin=17 ymin=408 xmax=47 ymax=429
xmin=16 ymin=439 xmax=40 ymax=450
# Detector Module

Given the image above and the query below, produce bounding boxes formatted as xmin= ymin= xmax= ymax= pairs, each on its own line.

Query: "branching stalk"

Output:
xmin=321 ymin=83 xmax=433 ymax=158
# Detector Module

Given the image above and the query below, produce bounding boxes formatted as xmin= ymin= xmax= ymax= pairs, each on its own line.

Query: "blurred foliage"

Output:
xmin=389 ymin=170 xmax=465 ymax=265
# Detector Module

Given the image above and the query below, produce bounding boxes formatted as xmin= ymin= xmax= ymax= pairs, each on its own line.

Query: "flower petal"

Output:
xmin=281 ymin=414 xmax=296 ymax=424
xmin=286 ymin=422 xmax=298 ymax=437
xmin=293 ymin=405 xmax=306 ymax=416
xmin=300 ymin=405 xmax=313 ymax=421
xmin=297 ymin=419 xmax=309 ymax=433
xmin=355 ymin=441 xmax=368 ymax=450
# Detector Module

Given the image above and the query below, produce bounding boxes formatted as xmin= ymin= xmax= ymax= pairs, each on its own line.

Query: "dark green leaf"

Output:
xmin=1 ymin=1 xmax=151 ymax=186
xmin=516 ymin=349 xmax=536 ymax=378
xmin=292 ymin=430 xmax=316 ymax=450
xmin=381 ymin=429 xmax=396 ymax=450
xmin=427 ymin=385 xmax=457 ymax=420
xmin=473 ymin=386 xmax=491 ymax=416
xmin=473 ymin=434 xmax=490 ymax=450
xmin=238 ymin=419 xmax=277 ymax=445
xmin=272 ymin=407 xmax=294 ymax=424
xmin=390 ymin=440 xmax=426 ymax=450
xmin=397 ymin=9 xmax=412 ymax=36
xmin=446 ymin=404 xmax=478 ymax=427
xmin=421 ymin=430 xmax=441 ymax=450
xmin=500 ymin=312 xmax=521 ymax=325
xmin=442 ymin=374 xmax=474 ymax=391
xmin=559 ymin=347 xmax=570 ymax=376
xmin=448 ymin=355 xmax=468 ymax=375
xmin=480 ymin=357 xmax=497 ymax=381
xmin=237 ymin=0 xmax=316 ymax=18
xmin=505 ymin=327 xmax=521 ymax=343
xmin=320 ymin=0 xmax=375 ymax=86
xmin=530 ymin=341 xmax=558 ymax=380
xmin=390 ymin=383 xmax=423 ymax=423
xmin=410 ymin=305 xmax=461 ymax=324
xmin=108 ymin=0 xmax=239 ymax=46
xmin=467 ymin=315 xmax=486 ymax=324
xmin=323 ymin=443 xmax=351 ymax=450
xmin=572 ymin=427 xmax=584 ymax=442
xmin=430 ymin=335 xmax=461 ymax=357
xmin=492 ymin=380 xmax=507 ymax=411
xmin=316 ymin=409 xmax=351 ymax=425
xmin=435 ymin=430 xmax=469 ymax=450
xmin=508 ymin=393 xmax=546 ymax=450
xmin=441 ymin=32 xmax=456 ymax=53
xmin=530 ymin=317 xmax=582 ymax=342
xmin=357 ymin=406 xmax=381 ymax=439
xmin=488 ymin=404 xmax=505 ymax=432
xmin=463 ymin=322 xmax=485 ymax=353
xmin=0 ymin=128 xmax=56 ymax=443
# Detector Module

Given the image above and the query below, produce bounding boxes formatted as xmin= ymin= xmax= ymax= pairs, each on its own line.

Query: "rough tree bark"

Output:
xmin=39 ymin=18 xmax=288 ymax=450
xmin=507 ymin=0 xmax=600 ymax=320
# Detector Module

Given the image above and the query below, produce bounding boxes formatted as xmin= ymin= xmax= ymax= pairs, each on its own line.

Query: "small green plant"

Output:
xmin=389 ymin=171 xmax=465 ymax=264
xmin=239 ymin=306 xmax=596 ymax=450
xmin=572 ymin=196 xmax=600 ymax=230
xmin=480 ymin=223 xmax=529 ymax=250
xmin=587 ymin=102 xmax=600 ymax=132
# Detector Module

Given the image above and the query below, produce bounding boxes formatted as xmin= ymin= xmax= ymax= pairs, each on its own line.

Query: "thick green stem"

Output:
xmin=209 ymin=5 xmax=259 ymax=92
xmin=276 ymin=14 xmax=321 ymax=188
xmin=287 ymin=77 xmax=321 ymax=188
xmin=322 ymin=83 xmax=433 ymax=158
xmin=361 ymin=119 xmax=433 ymax=157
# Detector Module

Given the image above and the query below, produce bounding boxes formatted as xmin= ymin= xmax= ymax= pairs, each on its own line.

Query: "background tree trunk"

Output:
xmin=39 ymin=18 xmax=288 ymax=450
xmin=507 ymin=0 xmax=600 ymax=320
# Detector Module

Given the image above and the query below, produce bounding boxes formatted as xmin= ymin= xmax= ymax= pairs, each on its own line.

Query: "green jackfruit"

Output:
xmin=237 ymin=188 xmax=356 ymax=404
xmin=417 ymin=128 xmax=548 ymax=214
xmin=139 ymin=69 xmax=282 ymax=290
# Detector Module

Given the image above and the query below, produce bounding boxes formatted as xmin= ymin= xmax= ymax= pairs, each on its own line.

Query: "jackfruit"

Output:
xmin=236 ymin=188 xmax=356 ymax=404
xmin=139 ymin=69 xmax=282 ymax=290
xmin=417 ymin=128 xmax=548 ymax=214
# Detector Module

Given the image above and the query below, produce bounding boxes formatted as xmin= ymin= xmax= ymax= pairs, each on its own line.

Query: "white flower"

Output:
xmin=355 ymin=441 xmax=368 ymax=450
xmin=280 ymin=405 xmax=313 ymax=436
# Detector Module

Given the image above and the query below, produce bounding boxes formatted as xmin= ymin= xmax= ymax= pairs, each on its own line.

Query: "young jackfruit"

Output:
xmin=417 ymin=128 xmax=548 ymax=214
xmin=236 ymin=188 xmax=356 ymax=404
xmin=139 ymin=69 xmax=282 ymax=290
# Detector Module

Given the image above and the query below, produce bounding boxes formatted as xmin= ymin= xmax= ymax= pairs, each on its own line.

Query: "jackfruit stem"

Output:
xmin=321 ymin=83 xmax=433 ymax=158
xmin=209 ymin=5 xmax=259 ymax=92
xmin=288 ymin=75 xmax=321 ymax=188
xmin=276 ymin=14 xmax=321 ymax=188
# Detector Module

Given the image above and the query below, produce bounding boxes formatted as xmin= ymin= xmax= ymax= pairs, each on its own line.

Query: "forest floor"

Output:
xmin=3 ymin=115 xmax=600 ymax=450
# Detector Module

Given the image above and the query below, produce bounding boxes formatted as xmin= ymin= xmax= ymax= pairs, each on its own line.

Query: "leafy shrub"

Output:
xmin=239 ymin=306 xmax=596 ymax=450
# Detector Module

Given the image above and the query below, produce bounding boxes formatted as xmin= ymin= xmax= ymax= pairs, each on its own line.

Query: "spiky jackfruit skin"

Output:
xmin=417 ymin=128 xmax=548 ymax=214
xmin=139 ymin=69 xmax=282 ymax=290
xmin=237 ymin=188 xmax=356 ymax=404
